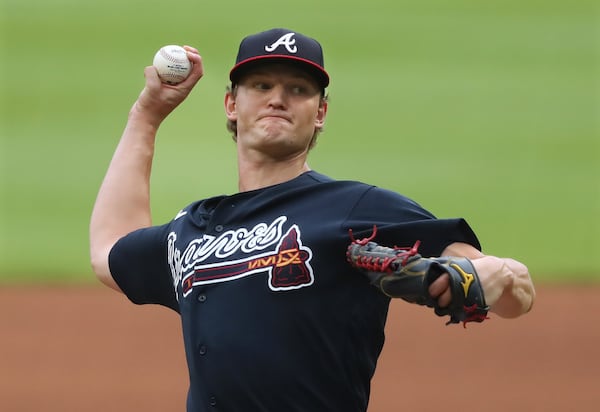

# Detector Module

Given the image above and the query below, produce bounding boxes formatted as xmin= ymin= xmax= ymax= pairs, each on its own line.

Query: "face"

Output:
xmin=225 ymin=63 xmax=327 ymax=159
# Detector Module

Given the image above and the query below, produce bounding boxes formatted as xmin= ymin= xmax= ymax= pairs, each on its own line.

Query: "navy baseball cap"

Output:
xmin=230 ymin=28 xmax=330 ymax=89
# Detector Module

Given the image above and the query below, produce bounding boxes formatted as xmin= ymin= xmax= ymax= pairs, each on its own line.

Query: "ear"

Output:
xmin=224 ymin=91 xmax=237 ymax=121
xmin=315 ymin=100 xmax=328 ymax=128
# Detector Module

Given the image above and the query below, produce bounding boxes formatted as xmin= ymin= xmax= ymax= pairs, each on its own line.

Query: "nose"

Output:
xmin=267 ymin=84 xmax=287 ymax=108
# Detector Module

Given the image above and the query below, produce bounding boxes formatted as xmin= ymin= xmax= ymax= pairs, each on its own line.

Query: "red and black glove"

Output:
xmin=346 ymin=227 xmax=489 ymax=327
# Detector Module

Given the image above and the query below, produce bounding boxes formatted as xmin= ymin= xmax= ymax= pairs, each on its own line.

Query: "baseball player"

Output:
xmin=90 ymin=28 xmax=535 ymax=411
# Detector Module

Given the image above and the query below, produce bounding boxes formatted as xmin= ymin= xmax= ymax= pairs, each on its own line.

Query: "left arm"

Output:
xmin=429 ymin=242 xmax=535 ymax=318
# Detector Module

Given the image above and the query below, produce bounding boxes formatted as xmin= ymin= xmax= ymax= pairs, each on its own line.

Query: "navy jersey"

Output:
xmin=109 ymin=171 xmax=480 ymax=412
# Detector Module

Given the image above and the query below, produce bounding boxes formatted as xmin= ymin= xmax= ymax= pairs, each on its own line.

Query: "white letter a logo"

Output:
xmin=265 ymin=33 xmax=298 ymax=54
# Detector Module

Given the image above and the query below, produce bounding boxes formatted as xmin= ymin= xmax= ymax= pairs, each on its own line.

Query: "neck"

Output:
xmin=237 ymin=155 xmax=311 ymax=192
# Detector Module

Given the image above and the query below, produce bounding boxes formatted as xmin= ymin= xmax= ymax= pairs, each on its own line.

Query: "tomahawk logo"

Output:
xmin=180 ymin=224 xmax=314 ymax=297
xmin=265 ymin=32 xmax=298 ymax=53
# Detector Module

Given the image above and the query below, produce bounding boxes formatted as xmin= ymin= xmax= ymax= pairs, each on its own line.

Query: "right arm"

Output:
xmin=89 ymin=46 xmax=204 ymax=291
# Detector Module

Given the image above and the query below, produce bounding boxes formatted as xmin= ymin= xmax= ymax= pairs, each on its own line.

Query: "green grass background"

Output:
xmin=1 ymin=0 xmax=598 ymax=283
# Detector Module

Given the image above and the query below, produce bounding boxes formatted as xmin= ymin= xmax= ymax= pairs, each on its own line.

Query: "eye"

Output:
xmin=253 ymin=82 xmax=271 ymax=91
xmin=291 ymin=85 xmax=308 ymax=95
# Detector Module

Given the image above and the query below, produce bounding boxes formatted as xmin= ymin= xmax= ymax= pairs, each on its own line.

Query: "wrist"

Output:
xmin=128 ymin=101 xmax=164 ymax=131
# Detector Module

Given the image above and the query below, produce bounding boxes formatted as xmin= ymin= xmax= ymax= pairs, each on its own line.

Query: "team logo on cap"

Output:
xmin=265 ymin=32 xmax=298 ymax=54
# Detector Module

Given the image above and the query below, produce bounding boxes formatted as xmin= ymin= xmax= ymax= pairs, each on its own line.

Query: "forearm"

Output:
xmin=89 ymin=108 xmax=160 ymax=284
xmin=472 ymin=256 xmax=535 ymax=318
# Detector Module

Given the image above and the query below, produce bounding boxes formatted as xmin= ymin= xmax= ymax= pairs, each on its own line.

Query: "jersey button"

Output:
xmin=199 ymin=345 xmax=207 ymax=355
xmin=214 ymin=224 xmax=224 ymax=232
xmin=209 ymin=396 xmax=217 ymax=407
xmin=197 ymin=294 xmax=207 ymax=303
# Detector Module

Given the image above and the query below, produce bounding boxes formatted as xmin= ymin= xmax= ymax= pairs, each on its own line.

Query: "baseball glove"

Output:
xmin=346 ymin=226 xmax=489 ymax=327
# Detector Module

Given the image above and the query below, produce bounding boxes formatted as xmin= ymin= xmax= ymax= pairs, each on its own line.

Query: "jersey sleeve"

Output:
xmin=108 ymin=224 xmax=179 ymax=312
xmin=344 ymin=186 xmax=481 ymax=257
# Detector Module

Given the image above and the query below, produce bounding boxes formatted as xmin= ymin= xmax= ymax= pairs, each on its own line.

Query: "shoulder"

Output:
xmin=307 ymin=172 xmax=417 ymax=199
xmin=302 ymin=171 xmax=433 ymax=216
xmin=359 ymin=185 xmax=425 ymax=207
xmin=302 ymin=170 xmax=373 ymax=193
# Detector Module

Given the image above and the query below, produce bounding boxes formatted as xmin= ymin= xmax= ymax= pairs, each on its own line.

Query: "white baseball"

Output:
xmin=152 ymin=45 xmax=192 ymax=85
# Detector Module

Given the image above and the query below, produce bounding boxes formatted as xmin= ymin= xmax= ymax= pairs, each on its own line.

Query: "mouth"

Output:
xmin=259 ymin=113 xmax=291 ymax=122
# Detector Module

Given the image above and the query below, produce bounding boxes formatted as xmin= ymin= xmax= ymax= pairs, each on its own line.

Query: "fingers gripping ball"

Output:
xmin=346 ymin=226 xmax=489 ymax=327
xmin=152 ymin=45 xmax=192 ymax=85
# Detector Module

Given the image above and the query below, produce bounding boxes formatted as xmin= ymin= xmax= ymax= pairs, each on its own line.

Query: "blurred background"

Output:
xmin=1 ymin=0 xmax=598 ymax=282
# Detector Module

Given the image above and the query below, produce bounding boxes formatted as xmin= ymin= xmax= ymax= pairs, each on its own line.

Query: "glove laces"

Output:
xmin=348 ymin=225 xmax=421 ymax=270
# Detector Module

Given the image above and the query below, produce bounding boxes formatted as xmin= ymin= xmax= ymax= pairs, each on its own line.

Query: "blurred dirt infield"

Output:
xmin=0 ymin=285 xmax=597 ymax=411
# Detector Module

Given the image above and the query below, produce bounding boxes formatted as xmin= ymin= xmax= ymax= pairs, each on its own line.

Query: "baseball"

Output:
xmin=152 ymin=45 xmax=192 ymax=85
